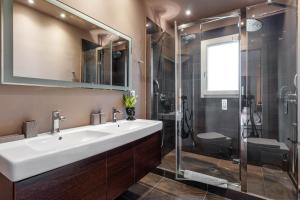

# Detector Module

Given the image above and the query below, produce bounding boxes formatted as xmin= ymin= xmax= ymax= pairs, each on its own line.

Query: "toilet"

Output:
xmin=196 ymin=132 xmax=232 ymax=157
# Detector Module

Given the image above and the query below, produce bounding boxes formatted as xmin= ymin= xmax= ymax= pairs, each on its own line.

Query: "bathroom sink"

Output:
xmin=96 ymin=119 xmax=158 ymax=134
xmin=26 ymin=130 xmax=111 ymax=152
xmin=0 ymin=119 xmax=162 ymax=182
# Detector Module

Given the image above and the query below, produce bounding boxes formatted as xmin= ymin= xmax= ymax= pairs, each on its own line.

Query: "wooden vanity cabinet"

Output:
xmin=0 ymin=173 xmax=13 ymax=200
xmin=0 ymin=131 xmax=161 ymax=200
xmin=15 ymin=153 xmax=107 ymax=200
xmin=107 ymin=143 xmax=134 ymax=200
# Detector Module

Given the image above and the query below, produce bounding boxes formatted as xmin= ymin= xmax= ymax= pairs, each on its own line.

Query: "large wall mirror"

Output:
xmin=1 ymin=0 xmax=132 ymax=90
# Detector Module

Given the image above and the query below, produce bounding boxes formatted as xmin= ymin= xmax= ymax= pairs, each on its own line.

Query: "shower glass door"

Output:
xmin=146 ymin=18 xmax=176 ymax=165
xmin=243 ymin=1 xmax=298 ymax=199
xmin=175 ymin=12 xmax=242 ymax=190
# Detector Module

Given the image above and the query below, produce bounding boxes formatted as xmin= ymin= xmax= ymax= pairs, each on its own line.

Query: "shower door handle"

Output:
xmin=241 ymin=125 xmax=249 ymax=139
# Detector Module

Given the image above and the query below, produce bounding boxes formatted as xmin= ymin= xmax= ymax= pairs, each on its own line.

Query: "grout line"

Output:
xmin=139 ymin=174 xmax=165 ymax=199
xmin=202 ymin=190 xmax=208 ymax=200
xmin=261 ymin=165 xmax=267 ymax=198
xmin=151 ymin=176 xmax=166 ymax=190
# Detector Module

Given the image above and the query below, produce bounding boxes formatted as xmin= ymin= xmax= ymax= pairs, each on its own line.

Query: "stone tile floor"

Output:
xmin=159 ymin=150 xmax=297 ymax=200
xmin=116 ymin=173 xmax=229 ymax=200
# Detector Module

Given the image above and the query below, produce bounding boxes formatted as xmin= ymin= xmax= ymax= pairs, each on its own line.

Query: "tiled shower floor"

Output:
xmin=159 ymin=150 xmax=297 ymax=200
xmin=117 ymin=173 xmax=229 ymax=200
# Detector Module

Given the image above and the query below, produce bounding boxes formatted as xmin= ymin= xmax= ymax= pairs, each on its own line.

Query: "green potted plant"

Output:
xmin=123 ymin=90 xmax=138 ymax=120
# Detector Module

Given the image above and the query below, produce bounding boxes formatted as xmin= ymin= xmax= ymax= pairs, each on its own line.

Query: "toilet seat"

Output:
xmin=196 ymin=132 xmax=231 ymax=143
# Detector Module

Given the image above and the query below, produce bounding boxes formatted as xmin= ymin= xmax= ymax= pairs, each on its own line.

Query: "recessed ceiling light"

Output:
xmin=28 ymin=0 xmax=34 ymax=4
xmin=60 ymin=13 xmax=66 ymax=18
xmin=185 ymin=9 xmax=191 ymax=16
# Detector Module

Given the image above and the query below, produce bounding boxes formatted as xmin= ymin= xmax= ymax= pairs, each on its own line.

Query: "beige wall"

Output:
xmin=0 ymin=0 xmax=147 ymax=136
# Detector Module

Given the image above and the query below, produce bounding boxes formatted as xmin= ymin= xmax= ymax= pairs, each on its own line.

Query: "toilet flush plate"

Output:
xmin=222 ymin=99 xmax=227 ymax=110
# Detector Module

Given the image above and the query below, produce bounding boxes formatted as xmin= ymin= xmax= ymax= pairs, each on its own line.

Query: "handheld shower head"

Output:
xmin=153 ymin=79 xmax=160 ymax=93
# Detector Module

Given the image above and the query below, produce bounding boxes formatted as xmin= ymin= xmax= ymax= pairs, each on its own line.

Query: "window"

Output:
xmin=201 ymin=34 xmax=239 ymax=98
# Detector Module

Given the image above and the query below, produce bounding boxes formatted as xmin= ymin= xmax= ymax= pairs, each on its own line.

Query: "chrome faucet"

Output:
xmin=51 ymin=111 xmax=66 ymax=134
xmin=112 ymin=108 xmax=122 ymax=123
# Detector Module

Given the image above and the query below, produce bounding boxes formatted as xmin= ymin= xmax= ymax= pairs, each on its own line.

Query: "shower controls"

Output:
xmin=287 ymin=93 xmax=297 ymax=103
xmin=222 ymin=99 xmax=228 ymax=110
xmin=280 ymin=86 xmax=297 ymax=115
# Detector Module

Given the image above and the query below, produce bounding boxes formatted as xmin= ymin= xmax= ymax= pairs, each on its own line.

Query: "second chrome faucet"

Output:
xmin=112 ymin=108 xmax=122 ymax=123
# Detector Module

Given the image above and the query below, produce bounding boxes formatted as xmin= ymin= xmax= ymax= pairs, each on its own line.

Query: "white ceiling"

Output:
xmin=144 ymin=0 xmax=266 ymax=25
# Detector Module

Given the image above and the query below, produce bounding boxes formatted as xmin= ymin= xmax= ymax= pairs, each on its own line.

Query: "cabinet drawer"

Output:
xmin=135 ymin=132 xmax=161 ymax=181
xmin=15 ymin=154 xmax=107 ymax=200
xmin=107 ymin=144 xmax=134 ymax=200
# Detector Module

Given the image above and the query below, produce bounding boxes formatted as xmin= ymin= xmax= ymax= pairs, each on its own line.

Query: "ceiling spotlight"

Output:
xmin=28 ymin=0 xmax=34 ymax=4
xmin=60 ymin=13 xmax=66 ymax=18
xmin=185 ymin=9 xmax=191 ymax=16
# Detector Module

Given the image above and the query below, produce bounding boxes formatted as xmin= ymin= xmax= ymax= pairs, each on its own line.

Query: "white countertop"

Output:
xmin=0 ymin=119 xmax=162 ymax=182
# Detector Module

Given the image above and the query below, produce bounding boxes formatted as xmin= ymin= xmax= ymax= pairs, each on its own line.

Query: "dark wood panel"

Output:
xmin=134 ymin=132 xmax=161 ymax=181
xmin=15 ymin=153 xmax=107 ymax=200
xmin=107 ymin=143 xmax=134 ymax=200
xmin=0 ymin=173 xmax=14 ymax=200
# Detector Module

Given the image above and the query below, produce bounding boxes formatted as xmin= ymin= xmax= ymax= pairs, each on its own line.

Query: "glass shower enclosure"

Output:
xmin=146 ymin=18 xmax=176 ymax=158
xmin=175 ymin=1 xmax=298 ymax=199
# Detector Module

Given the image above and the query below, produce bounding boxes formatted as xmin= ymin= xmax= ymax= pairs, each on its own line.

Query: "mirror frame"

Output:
xmin=0 ymin=0 xmax=132 ymax=90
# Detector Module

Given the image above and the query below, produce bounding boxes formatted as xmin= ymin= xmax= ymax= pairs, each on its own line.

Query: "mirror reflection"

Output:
xmin=13 ymin=0 xmax=130 ymax=87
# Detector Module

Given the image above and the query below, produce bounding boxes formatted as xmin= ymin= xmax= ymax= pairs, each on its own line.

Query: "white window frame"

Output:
xmin=201 ymin=34 xmax=240 ymax=98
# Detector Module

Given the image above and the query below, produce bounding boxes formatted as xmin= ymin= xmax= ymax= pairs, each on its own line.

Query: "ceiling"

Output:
xmin=144 ymin=0 xmax=266 ymax=25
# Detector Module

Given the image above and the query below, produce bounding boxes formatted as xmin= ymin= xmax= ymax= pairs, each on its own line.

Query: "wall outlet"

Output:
xmin=222 ymin=99 xmax=227 ymax=111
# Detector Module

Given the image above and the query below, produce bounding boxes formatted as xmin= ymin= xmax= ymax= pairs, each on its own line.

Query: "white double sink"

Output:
xmin=0 ymin=119 xmax=162 ymax=182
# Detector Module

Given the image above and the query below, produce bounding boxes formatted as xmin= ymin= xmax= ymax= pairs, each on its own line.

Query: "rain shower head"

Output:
xmin=267 ymin=0 xmax=288 ymax=8
xmin=246 ymin=19 xmax=263 ymax=32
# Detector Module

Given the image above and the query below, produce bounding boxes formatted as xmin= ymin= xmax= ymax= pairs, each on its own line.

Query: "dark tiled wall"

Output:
xmin=152 ymin=33 xmax=175 ymax=114
xmin=247 ymin=12 xmax=297 ymax=143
